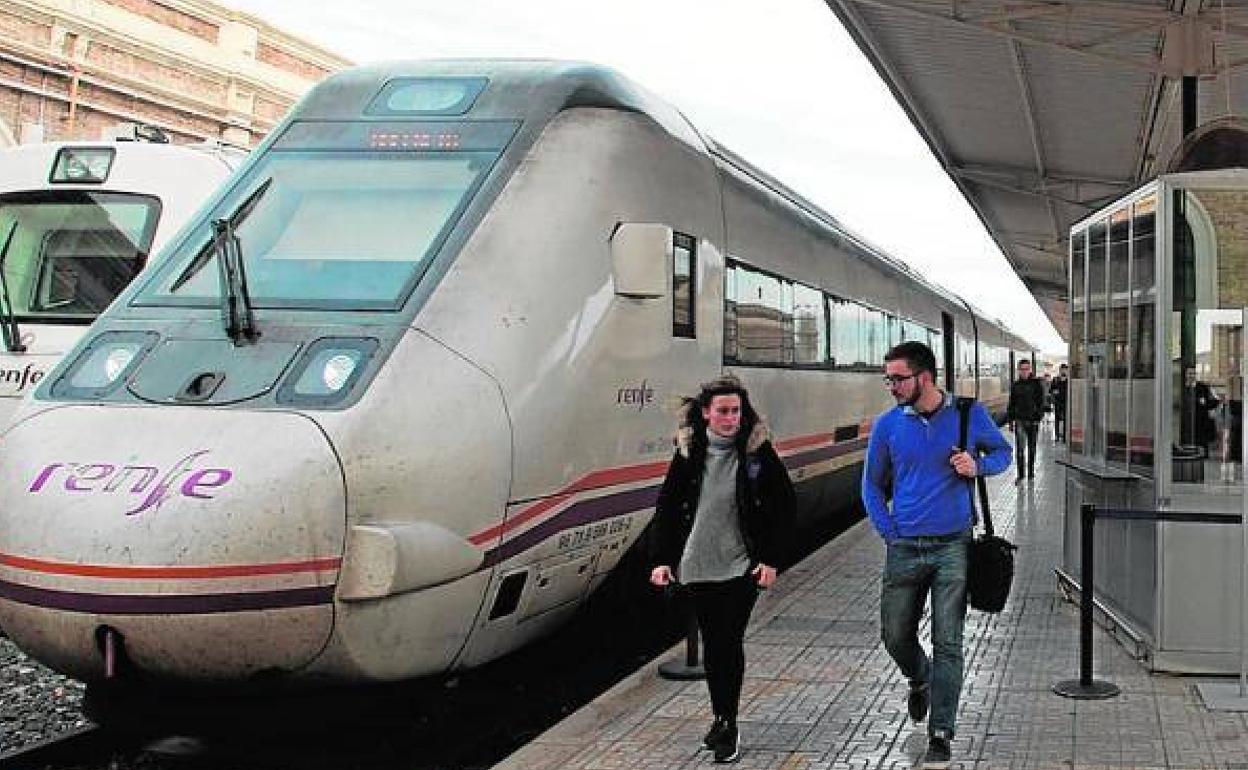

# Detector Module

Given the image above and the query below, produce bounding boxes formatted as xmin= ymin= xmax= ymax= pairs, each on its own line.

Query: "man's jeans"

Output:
xmin=880 ymin=531 xmax=970 ymax=736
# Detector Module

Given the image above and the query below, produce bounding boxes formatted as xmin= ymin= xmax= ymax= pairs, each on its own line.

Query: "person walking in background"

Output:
xmin=1006 ymin=359 xmax=1046 ymax=482
xmin=1050 ymin=363 xmax=1070 ymax=442
xmin=649 ymin=374 xmax=795 ymax=764
xmin=1049 ymin=363 xmax=1069 ymax=443
xmin=862 ymin=342 xmax=1011 ymax=769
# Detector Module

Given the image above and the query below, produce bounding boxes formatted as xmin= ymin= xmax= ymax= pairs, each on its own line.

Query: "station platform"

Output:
xmin=494 ymin=431 xmax=1248 ymax=770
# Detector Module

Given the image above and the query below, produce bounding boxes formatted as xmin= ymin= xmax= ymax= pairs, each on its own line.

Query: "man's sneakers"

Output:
xmin=702 ymin=716 xmax=729 ymax=751
xmin=907 ymin=680 xmax=930 ymax=722
xmin=922 ymin=730 xmax=952 ymax=769
xmin=711 ymin=720 xmax=741 ymax=764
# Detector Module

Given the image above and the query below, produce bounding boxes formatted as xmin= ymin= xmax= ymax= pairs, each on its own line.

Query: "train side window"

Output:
xmin=828 ymin=295 xmax=863 ymax=369
xmin=792 ymin=282 xmax=825 ymax=364
xmin=724 ymin=261 xmax=789 ymax=364
xmin=672 ymin=232 xmax=696 ymax=338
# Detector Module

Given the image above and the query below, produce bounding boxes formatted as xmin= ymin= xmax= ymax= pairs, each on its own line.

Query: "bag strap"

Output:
xmin=957 ymin=396 xmax=994 ymax=537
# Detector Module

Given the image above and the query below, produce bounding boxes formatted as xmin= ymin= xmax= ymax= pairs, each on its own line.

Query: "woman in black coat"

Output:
xmin=649 ymin=374 xmax=795 ymax=764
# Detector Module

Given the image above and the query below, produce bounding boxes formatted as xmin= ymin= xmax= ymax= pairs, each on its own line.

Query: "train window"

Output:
xmin=827 ymin=296 xmax=858 ymax=369
xmin=792 ymin=282 xmax=825 ymax=365
xmin=672 ymin=232 xmax=695 ymax=338
xmin=365 ymin=77 xmax=488 ymax=116
xmin=930 ymin=329 xmax=944 ymax=377
xmin=138 ymin=151 xmax=497 ymax=310
xmin=0 ymin=191 xmax=158 ymax=321
xmin=862 ymin=306 xmax=887 ymax=367
xmin=725 ymin=263 xmax=791 ymax=364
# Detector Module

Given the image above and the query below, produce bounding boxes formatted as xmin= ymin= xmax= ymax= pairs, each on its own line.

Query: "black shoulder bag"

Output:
xmin=956 ymin=397 xmax=1017 ymax=613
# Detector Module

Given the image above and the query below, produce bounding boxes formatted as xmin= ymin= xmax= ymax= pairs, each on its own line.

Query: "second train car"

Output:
xmin=0 ymin=61 xmax=1031 ymax=689
xmin=0 ymin=132 xmax=245 ymax=428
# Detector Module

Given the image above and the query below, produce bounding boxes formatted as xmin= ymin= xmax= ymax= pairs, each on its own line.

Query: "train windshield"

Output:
xmin=136 ymin=120 xmax=516 ymax=311
xmin=0 ymin=191 xmax=159 ymax=322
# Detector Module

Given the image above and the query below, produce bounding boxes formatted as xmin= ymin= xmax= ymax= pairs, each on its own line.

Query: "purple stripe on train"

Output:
xmin=0 ymin=579 xmax=334 ymax=614
xmin=481 ymin=437 xmax=869 ymax=567
xmin=26 ymin=450 xmax=234 ymax=517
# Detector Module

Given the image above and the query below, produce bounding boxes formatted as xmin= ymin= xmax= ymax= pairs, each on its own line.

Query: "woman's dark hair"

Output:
xmin=686 ymin=373 xmax=759 ymax=453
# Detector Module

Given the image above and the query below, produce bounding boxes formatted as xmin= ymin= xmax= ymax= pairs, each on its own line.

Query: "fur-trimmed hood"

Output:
xmin=674 ymin=399 xmax=771 ymax=458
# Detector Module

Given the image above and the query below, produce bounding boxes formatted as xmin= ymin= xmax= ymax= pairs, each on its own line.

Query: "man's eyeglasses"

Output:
xmin=883 ymin=373 xmax=919 ymax=388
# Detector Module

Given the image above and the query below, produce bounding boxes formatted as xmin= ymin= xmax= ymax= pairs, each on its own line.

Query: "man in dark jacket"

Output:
xmin=1006 ymin=359 xmax=1046 ymax=482
xmin=649 ymin=374 xmax=795 ymax=764
xmin=1049 ymin=363 xmax=1068 ymax=443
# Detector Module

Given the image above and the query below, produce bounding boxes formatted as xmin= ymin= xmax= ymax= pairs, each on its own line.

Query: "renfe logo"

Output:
xmin=27 ymin=450 xmax=234 ymax=517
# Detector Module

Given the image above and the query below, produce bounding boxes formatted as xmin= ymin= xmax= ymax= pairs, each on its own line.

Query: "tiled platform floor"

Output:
xmin=495 ymin=430 xmax=1248 ymax=770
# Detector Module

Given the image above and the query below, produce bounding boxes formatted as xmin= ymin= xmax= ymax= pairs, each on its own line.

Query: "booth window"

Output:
xmin=1170 ymin=188 xmax=1246 ymax=487
xmin=1130 ymin=195 xmax=1156 ymax=474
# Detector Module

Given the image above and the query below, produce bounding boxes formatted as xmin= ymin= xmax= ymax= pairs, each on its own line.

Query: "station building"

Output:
xmin=0 ymin=0 xmax=351 ymax=148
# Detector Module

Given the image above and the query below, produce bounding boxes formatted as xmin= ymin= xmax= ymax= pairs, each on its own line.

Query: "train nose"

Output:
xmin=0 ymin=406 xmax=345 ymax=683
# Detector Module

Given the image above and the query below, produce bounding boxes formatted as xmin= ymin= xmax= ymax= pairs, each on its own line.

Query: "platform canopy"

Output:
xmin=826 ymin=0 xmax=1248 ymax=340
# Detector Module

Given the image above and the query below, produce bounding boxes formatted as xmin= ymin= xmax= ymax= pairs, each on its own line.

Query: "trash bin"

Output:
xmin=1173 ymin=444 xmax=1205 ymax=483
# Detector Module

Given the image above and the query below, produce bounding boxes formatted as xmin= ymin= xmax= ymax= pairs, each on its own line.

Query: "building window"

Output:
xmin=672 ymin=232 xmax=696 ymax=338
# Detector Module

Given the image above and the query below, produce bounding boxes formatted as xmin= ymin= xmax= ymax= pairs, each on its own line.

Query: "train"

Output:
xmin=0 ymin=61 xmax=1032 ymax=693
xmin=0 ymin=130 xmax=244 ymax=428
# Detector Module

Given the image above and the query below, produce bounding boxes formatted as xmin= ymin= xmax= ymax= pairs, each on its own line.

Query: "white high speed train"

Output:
xmin=0 ymin=62 xmax=1031 ymax=691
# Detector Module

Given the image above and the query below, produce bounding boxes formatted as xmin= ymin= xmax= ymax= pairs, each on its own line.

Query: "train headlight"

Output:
xmin=50 ymin=147 xmax=115 ymax=184
xmin=277 ymin=338 xmax=379 ymax=407
xmin=50 ymin=331 xmax=158 ymax=399
xmin=322 ymin=354 xmax=357 ymax=392
xmin=104 ymin=348 xmax=136 ymax=382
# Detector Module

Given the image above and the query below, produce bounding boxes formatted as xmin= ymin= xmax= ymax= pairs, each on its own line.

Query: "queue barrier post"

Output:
xmin=1053 ymin=502 xmax=1121 ymax=699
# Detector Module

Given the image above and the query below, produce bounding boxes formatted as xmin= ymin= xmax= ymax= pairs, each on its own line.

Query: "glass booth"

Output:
xmin=1064 ymin=169 xmax=1248 ymax=673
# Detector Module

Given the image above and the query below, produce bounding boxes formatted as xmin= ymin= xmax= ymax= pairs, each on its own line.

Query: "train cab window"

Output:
xmin=140 ymin=153 xmax=494 ymax=310
xmin=0 ymin=191 xmax=158 ymax=321
xmin=672 ymin=232 xmax=695 ymax=338
xmin=136 ymin=119 xmax=517 ymax=312
xmin=36 ymin=230 xmax=142 ymax=313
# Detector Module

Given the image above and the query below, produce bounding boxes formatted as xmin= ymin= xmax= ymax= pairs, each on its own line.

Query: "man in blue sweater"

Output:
xmin=862 ymin=341 xmax=1011 ymax=769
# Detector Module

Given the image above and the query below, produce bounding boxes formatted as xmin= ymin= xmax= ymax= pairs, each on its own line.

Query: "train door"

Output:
xmin=942 ymin=311 xmax=955 ymax=392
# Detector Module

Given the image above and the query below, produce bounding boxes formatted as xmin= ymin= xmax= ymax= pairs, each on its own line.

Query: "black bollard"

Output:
xmin=1053 ymin=502 xmax=1120 ymax=699
xmin=658 ymin=586 xmax=705 ymax=680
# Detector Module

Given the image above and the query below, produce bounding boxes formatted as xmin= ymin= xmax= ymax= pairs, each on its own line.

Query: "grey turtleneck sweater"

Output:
xmin=679 ymin=429 xmax=751 ymax=584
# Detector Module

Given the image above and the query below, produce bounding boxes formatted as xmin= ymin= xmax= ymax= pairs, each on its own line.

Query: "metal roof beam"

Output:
xmin=960 ymin=171 xmax=1103 ymax=209
xmin=953 ymin=163 xmax=1131 ymax=188
xmin=1005 ymin=20 xmax=1062 ymax=242
xmin=842 ymin=0 xmax=1173 ymax=73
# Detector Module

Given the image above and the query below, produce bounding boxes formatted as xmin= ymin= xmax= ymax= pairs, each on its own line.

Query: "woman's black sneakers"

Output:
xmin=712 ymin=722 xmax=740 ymax=764
xmin=702 ymin=716 xmax=729 ymax=751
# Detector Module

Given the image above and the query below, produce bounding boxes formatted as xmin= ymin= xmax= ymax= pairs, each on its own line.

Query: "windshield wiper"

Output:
xmin=0 ymin=222 xmax=27 ymax=353
xmin=211 ymin=217 xmax=258 ymax=344
xmin=169 ymin=177 xmax=272 ymax=294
